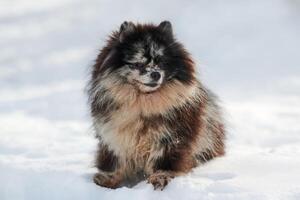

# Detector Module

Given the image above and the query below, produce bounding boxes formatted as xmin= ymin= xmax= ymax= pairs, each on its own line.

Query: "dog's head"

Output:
xmin=97 ymin=21 xmax=195 ymax=93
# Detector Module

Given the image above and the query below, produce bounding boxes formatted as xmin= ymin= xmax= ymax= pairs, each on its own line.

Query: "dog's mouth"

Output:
xmin=133 ymin=80 xmax=161 ymax=92
xmin=134 ymin=80 xmax=159 ymax=87
xmin=143 ymin=83 xmax=158 ymax=87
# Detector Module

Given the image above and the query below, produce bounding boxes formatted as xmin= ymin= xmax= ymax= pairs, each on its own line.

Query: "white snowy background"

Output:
xmin=0 ymin=0 xmax=300 ymax=199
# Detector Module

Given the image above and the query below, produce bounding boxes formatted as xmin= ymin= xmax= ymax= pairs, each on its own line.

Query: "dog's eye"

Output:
xmin=134 ymin=63 xmax=144 ymax=68
xmin=129 ymin=63 xmax=144 ymax=69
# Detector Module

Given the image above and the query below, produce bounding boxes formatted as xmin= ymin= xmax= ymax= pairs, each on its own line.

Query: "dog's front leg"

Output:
xmin=93 ymin=143 xmax=123 ymax=189
xmin=146 ymin=145 xmax=195 ymax=190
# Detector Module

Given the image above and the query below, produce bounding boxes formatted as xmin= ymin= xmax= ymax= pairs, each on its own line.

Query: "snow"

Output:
xmin=0 ymin=0 xmax=300 ymax=199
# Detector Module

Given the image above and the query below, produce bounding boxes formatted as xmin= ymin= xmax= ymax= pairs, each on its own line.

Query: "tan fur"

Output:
xmin=94 ymin=170 xmax=124 ymax=189
xmin=147 ymin=170 xmax=175 ymax=190
xmin=102 ymin=75 xmax=199 ymax=116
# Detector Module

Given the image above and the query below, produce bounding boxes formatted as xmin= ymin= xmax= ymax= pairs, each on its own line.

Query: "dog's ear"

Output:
xmin=119 ymin=21 xmax=136 ymax=42
xmin=158 ymin=21 xmax=173 ymax=37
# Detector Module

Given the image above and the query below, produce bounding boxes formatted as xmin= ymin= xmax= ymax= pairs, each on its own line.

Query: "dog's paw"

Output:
xmin=93 ymin=172 xmax=121 ymax=189
xmin=147 ymin=171 xmax=174 ymax=191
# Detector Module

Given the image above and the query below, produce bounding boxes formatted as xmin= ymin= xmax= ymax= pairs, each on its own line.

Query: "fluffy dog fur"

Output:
xmin=88 ymin=21 xmax=225 ymax=190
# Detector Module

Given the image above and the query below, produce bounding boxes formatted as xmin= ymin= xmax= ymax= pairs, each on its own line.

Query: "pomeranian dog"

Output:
xmin=88 ymin=21 xmax=225 ymax=190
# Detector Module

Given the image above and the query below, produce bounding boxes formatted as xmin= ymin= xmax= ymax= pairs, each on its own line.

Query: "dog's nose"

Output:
xmin=150 ymin=72 xmax=161 ymax=81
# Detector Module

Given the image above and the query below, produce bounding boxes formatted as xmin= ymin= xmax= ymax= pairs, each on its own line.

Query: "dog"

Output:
xmin=88 ymin=21 xmax=225 ymax=190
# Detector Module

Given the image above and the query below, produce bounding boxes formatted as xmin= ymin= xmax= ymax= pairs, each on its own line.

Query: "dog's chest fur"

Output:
xmin=95 ymin=101 xmax=159 ymax=163
xmin=93 ymin=81 xmax=200 ymax=170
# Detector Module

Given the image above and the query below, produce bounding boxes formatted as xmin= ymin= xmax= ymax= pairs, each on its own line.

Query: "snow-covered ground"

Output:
xmin=1 ymin=0 xmax=300 ymax=199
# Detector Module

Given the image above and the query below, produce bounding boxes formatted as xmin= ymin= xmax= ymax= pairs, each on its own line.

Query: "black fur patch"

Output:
xmin=153 ymin=150 xmax=182 ymax=171
xmin=91 ymin=22 xmax=195 ymax=85
xmin=96 ymin=143 xmax=118 ymax=172
xmin=90 ymin=88 xmax=119 ymax=121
